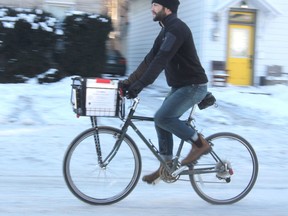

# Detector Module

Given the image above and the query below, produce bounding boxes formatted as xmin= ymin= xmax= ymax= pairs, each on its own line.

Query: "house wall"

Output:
xmin=0 ymin=0 xmax=43 ymax=8
xmin=127 ymin=0 xmax=208 ymax=75
xmin=127 ymin=0 xmax=288 ymax=86
xmin=126 ymin=0 xmax=224 ymax=82
xmin=205 ymin=0 xmax=288 ymax=85
xmin=254 ymin=0 xmax=288 ymax=83
xmin=1 ymin=0 xmax=287 ymax=84
xmin=201 ymin=0 xmax=229 ymax=82
xmin=127 ymin=0 xmax=159 ymax=73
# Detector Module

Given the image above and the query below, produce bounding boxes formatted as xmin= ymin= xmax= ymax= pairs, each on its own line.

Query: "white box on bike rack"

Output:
xmin=71 ymin=77 xmax=120 ymax=117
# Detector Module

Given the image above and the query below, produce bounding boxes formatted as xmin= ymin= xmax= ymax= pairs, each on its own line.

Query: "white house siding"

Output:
xmin=193 ymin=0 xmax=288 ymax=85
xmin=177 ymin=1 xmax=206 ymax=59
xmin=127 ymin=0 xmax=227 ymax=83
xmin=255 ymin=0 xmax=288 ymax=82
xmin=127 ymin=0 xmax=159 ymax=74
xmin=0 ymin=0 xmax=42 ymax=8
xmin=128 ymin=0 xmax=288 ymax=86
xmin=206 ymin=0 xmax=287 ymax=85
xmin=127 ymin=0 xmax=208 ymax=76
xmin=177 ymin=1 xmax=220 ymax=83
xmin=202 ymin=1 xmax=229 ymax=81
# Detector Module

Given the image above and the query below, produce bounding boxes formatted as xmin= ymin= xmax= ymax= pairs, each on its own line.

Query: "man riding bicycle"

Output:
xmin=120 ymin=0 xmax=210 ymax=184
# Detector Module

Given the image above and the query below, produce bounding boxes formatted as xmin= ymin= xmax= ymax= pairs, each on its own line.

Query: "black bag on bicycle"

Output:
xmin=198 ymin=92 xmax=216 ymax=110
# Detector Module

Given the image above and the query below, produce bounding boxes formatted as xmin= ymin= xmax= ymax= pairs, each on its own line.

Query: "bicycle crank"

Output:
xmin=159 ymin=160 xmax=182 ymax=183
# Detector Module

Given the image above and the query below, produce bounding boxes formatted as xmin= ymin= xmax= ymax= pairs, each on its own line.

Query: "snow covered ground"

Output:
xmin=0 ymin=75 xmax=287 ymax=215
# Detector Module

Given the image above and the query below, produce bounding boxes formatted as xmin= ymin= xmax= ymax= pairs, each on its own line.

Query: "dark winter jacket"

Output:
xmin=127 ymin=13 xmax=208 ymax=88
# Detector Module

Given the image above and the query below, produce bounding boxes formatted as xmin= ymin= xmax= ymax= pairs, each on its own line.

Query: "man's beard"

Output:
xmin=153 ymin=8 xmax=167 ymax=21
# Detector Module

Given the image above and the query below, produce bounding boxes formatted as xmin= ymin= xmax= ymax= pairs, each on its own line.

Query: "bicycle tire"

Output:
xmin=189 ymin=132 xmax=258 ymax=204
xmin=63 ymin=126 xmax=142 ymax=205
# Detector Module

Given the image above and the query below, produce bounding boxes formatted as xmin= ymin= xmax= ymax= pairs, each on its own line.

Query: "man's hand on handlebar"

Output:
xmin=118 ymin=81 xmax=130 ymax=97
xmin=119 ymin=80 xmax=144 ymax=99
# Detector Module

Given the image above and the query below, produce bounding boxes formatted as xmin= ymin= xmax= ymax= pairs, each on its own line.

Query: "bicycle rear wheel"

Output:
xmin=189 ymin=132 xmax=258 ymax=204
xmin=63 ymin=126 xmax=141 ymax=205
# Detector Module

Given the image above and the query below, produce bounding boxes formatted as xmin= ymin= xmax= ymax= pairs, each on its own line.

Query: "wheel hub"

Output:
xmin=215 ymin=160 xmax=233 ymax=182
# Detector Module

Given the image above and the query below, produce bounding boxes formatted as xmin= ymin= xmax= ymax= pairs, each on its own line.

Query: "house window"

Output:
xmin=229 ymin=28 xmax=250 ymax=58
xmin=229 ymin=11 xmax=255 ymax=24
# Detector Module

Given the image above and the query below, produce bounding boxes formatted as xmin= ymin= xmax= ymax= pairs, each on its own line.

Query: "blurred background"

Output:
xmin=0 ymin=0 xmax=129 ymax=83
xmin=0 ymin=2 xmax=287 ymax=214
xmin=0 ymin=0 xmax=287 ymax=87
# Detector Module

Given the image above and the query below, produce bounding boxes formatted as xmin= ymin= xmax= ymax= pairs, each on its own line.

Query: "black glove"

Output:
xmin=127 ymin=81 xmax=145 ymax=99
xmin=118 ymin=80 xmax=130 ymax=96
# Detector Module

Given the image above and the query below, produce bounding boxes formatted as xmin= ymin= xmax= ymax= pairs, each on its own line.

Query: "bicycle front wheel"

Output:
xmin=189 ymin=132 xmax=258 ymax=204
xmin=63 ymin=126 xmax=142 ymax=205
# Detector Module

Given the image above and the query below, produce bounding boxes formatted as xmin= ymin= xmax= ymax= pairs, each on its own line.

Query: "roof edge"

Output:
xmin=214 ymin=0 xmax=282 ymax=16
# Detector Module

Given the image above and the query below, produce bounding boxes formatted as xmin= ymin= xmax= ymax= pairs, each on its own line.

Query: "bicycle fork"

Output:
xmin=90 ymin=117 xmax=105 ymax=168
xmin=90 ymin=116 xmax=126 ymax=169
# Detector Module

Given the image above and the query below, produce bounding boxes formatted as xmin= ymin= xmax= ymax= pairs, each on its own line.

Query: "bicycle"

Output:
xmin=63 ymin=78 xmax=258 ymax=205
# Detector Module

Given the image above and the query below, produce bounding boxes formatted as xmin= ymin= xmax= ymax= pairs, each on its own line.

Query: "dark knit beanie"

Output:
xmin=151 ymin=0 xmax=180 ymax=13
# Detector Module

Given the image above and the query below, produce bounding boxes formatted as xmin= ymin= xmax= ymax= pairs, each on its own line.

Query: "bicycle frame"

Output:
xmin=90 ymin=97 xmax=223 ymax=176
xmin=119 ymin=98 xmax=177 ymax=172
xmin=64 ymin=92 xmax=258 ymax=205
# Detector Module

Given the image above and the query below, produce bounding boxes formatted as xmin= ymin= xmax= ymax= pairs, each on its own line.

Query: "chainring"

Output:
xmin=159 ymin=161 xmax=181 ymax=183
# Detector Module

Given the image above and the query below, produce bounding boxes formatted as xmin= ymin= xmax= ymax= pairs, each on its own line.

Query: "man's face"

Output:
xmin=151 ymin=3 xmax=167 ymax=21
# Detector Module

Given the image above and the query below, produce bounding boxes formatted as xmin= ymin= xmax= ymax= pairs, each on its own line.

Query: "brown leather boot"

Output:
xmin=142 ymin=161 xmax=173 ymax=184
xmin=181 ymin=134 xmax=211 ymax=165
xmin=142 ymin=167 xmax=161 ymax=184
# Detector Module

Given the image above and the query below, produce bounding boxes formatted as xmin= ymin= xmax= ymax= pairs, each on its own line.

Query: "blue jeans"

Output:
xmin=154 ymin=84 xmax=207 ymax=161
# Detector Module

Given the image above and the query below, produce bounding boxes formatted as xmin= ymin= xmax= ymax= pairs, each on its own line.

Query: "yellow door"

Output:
xmin=227 ymin=24 xmax=254 ymax=85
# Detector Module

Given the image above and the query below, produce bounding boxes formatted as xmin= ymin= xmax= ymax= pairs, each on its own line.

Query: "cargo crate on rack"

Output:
xmin=71 ymin=77 xmax=121 ymax=117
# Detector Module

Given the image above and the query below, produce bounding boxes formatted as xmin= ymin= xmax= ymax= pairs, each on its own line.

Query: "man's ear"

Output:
xmin=164 ymin=7 xmax=172 ymax=15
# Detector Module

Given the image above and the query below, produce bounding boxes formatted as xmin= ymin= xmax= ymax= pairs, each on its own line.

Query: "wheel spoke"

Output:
xmin=63 ymin=127 xmax=141 ymax=205
xmin=189 ymin=132 xmax=258 ymax=204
